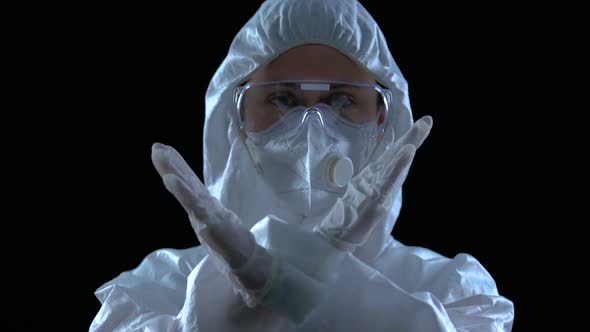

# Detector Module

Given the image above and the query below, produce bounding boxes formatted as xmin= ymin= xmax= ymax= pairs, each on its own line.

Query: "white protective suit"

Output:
xmin=91 ymin=0 xmax=515 ymax=331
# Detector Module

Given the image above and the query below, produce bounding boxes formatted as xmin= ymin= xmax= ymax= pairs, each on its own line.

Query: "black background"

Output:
xmin=27 ymin=0 xmax=577 ymax=330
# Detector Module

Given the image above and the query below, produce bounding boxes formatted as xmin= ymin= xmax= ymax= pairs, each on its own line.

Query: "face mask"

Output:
xmin=245 ymin=104 xmax=379 ymax=220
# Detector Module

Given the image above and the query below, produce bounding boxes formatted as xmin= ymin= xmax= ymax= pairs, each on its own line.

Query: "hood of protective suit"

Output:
xmin=203 ymin=0 xmax=413 ymax=260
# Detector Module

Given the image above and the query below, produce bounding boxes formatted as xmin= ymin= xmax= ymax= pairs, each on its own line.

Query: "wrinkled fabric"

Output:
xmin=91 ymin=0 xmax=514 ymax=330
xmin=92 ymin=218 xmax=513 ymax=331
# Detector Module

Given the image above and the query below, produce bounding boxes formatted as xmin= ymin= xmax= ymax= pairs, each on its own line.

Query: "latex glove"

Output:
xmin=152 ymin=144 xmax=327 ymax=321
xmin=315 ymin=115 xmax=433 ymax=251
xmin=151 ymin=143 xmax=273 ymax=291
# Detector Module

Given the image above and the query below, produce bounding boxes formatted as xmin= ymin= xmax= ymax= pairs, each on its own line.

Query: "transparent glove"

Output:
xmin=314 ymin=115 xmax=433 ymax=251
xmin=151 ymin=144 xmax=274 ymax=294
xmin=152 ymin=144 xmax=326 ymax=320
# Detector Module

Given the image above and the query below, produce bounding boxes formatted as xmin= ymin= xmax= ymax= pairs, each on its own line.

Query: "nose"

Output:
xmin=300 ymin=107 xmax=325 ymax=127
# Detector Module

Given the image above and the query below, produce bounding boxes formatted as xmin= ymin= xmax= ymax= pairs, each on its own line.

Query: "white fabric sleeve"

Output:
xmin=90 ymin=219 xmax=514 ymax=332
xmin=90 ymin=247 xmax=206 ymax=332
xmin=298 ymin=252 xmax=514 ymax=331
xmin=373 ymin=244 xmax=515 ymax=331
xmin=251 ymin=218 xmax=514 ymax=331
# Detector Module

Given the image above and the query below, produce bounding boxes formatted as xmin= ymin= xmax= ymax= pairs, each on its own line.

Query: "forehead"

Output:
xmin=250 ymin=44 xmax=376 ymax=83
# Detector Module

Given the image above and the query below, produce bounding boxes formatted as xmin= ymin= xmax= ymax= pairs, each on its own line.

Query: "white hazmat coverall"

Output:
xmin=91 ymin=0 xmax=514 ymax=331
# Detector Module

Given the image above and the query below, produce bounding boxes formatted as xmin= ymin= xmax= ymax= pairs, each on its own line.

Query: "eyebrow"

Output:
xmin=269 ymin=83 xmax=361 ymax=91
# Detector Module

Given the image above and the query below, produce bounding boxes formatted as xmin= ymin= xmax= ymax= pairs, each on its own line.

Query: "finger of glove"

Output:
xmin=338 ymin=145 xmax=416 ymax=244
xmin=152 ymin=143 xmax=207 ymax=194
xmin=361 ymin=117 xmax=426 ymax=177
xmin=163 ymin=174 xmax=256 ymax=269
xmin=357 ymin=134 xmax=416 ymax=190
xmin=378 ymin=144 xmax=417 ymax=204
xmin=362 ymin=140 xmax=399 ymax=176
xmin=353 ymin=116 xmax=431 ymax=180
xmin=198 ymin=223 xmax=257 ymax=270
xmin=394 ymin=115 xmax=433 ymax=152
xmin=162 ymin=173 xmax=216 ymax=225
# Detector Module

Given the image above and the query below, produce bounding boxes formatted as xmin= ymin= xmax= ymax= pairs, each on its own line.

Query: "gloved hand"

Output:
xmin=152 ymin=143 xmax=327 ymax=321
xmin=314 ymin=115 xmax=433 ymax=251
xmin=151 ymin=143 xmax=274 ymax=292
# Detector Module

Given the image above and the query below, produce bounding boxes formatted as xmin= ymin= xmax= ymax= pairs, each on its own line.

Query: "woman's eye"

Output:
xmin=268 ymin=92 xmax=298 ymax=110
xmin=326 ymin=93 xmax=354 ymax=109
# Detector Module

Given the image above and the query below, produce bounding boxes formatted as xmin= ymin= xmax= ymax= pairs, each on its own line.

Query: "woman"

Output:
xmin=91 ymin=0 xmax=514 ymax=331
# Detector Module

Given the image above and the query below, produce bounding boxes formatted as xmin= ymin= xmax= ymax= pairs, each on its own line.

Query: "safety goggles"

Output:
xmin=233 ymin=80 xmax=392 ymax=134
